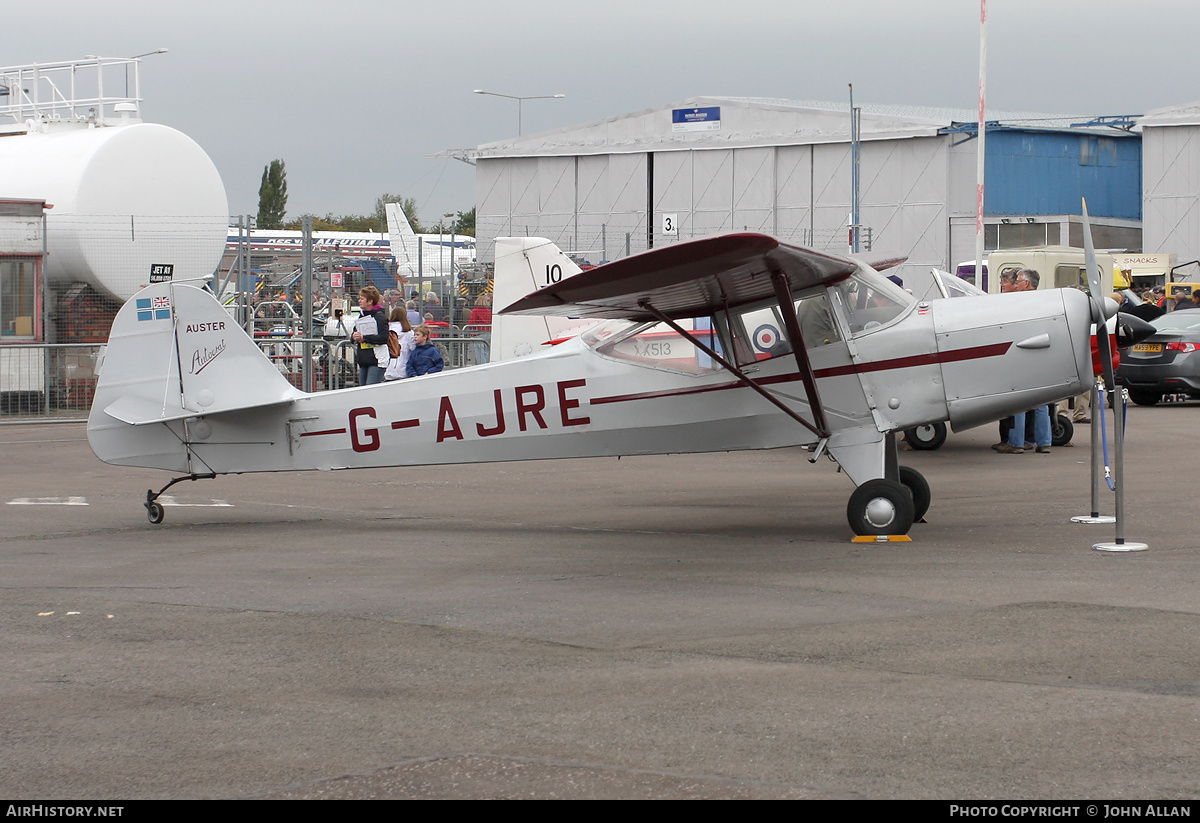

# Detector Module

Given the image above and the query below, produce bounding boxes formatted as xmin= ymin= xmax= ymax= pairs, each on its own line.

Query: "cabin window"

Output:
xmin=585 ymin=318 xmax=724 ymax=375
xmin=733 ymin=304 xmax=791 ymax=365
xmin=724 ymin=293 xmax=840 ymax=367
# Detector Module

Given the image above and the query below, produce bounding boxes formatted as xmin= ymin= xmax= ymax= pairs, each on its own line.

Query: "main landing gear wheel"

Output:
xmin=847 ymin=478 xmax=915 ymax=536
xmin=1128 ymin=389 xmax=1160 ymax=407
xmin=1051 ymin=414 xmax=1074 ymax=447
xmin=902 ymin=422 xmax=947 ymax=451
xmin=145 ymin=500 xmax=164 ymax=524
xmin=898 ymin=466 xmax=931 ymax=522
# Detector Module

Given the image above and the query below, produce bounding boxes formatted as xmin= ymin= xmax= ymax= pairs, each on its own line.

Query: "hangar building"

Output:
xmin=1141 ymin=100 xmax=1200 ymax=270
xmin=466 ymin=97 xmax=1142 ymax=279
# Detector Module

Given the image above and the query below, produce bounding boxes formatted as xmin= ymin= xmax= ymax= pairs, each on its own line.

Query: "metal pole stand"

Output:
xmin=1093 ymin=386 xmax=1148 ymax=553
xmin=1072 ymin=378 xmax=1115 ymax=524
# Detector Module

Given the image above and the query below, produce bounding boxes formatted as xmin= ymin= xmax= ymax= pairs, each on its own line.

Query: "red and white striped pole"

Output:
xmin=974 ymin=0 xmax=988 ymax=288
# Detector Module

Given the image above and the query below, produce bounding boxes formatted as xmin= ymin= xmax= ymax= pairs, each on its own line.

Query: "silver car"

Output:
xmin=1117 ymin=309 xmax=1200 ymax=405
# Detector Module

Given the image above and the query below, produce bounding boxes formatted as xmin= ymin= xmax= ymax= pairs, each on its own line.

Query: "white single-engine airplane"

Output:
xmin=88 ymin=233 xmax=1107 ymax=537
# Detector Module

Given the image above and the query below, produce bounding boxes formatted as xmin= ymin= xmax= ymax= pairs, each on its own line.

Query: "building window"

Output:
xmin=988 ymin=222 xmax=1051 ymax=250
xmin=1 ymin=258 xmax=37 ymax=338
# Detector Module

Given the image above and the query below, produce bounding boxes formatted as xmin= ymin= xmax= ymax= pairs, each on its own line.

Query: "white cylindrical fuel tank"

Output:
xmin=0 ymin=121 xmax=228 ymax=301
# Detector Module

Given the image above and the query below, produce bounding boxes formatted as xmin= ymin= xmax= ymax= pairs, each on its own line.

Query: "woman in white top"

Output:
xmin=382 ymin=307 xmax=417 ymax=381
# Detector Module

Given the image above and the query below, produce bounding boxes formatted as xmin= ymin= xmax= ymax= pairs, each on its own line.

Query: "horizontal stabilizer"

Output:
xmin=103 ymin=393 xmax=295 ymax=426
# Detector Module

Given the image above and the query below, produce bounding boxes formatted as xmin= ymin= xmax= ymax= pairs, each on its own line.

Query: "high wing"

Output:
xmin=501 ymin=233 xmax=860 ymax=320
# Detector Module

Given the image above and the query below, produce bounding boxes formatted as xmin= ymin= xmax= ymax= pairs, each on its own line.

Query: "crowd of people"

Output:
xmin=348 ymin=285 xmax=493 ymax=385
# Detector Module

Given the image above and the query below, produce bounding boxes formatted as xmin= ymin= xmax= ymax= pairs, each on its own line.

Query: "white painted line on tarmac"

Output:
xmin=158 ymin=495 xmax=233 ymax=507
xmin=7 ymin=496 xmax=89 ymax=506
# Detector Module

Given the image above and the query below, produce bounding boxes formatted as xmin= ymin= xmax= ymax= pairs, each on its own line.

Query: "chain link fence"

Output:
xmin=1 ymin=330 xmax=491 ymax=424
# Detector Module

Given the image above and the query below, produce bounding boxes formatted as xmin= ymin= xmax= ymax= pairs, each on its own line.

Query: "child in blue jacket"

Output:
xmin=406 ymin=324 xmax=445 ymax=377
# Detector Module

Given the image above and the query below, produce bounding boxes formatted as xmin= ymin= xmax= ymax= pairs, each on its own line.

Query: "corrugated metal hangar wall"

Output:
xmin=472 ymin=97 xmax=1141 ymax=275
xmin=477 ymin=138 xmax=951 ymax=266
xmin=1142 ymin=102 xmax=1200 ymax=266
xmin=474 ymin=98 xmax=954 ymax=270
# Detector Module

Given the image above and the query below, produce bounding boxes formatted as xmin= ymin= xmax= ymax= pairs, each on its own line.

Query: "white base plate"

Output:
xmin=1093 ymin=541 xmax=1149 ymax=552
xmin=1071 ymin=515 xmax=1116 ymax=524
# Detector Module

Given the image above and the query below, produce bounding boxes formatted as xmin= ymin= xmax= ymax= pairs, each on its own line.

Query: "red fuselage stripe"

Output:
xmin=299 ymin=428 xmax=348 ymax=437
xmin=810 ymin=341 xmax=1012 ymax=378
xmin=590 ymin=342 xmax=1013 ymax=405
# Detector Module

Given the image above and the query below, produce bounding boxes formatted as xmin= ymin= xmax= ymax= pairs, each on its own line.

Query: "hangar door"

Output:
xmin=652 ymin=147 xmax=776 ymax=247
xmin=1143 ymin=125 xmax=1200 ymax=262
xmin=477 ymin=154 xmax=648 ymax=265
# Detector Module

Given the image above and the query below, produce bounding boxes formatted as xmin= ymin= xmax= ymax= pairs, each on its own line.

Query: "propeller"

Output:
xmin=1081 ymin=200 xmax=1116 ymax=389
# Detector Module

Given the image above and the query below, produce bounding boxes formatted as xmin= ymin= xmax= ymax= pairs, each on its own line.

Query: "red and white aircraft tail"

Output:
xmin=490 ymin=237 xmax=596 ymax=362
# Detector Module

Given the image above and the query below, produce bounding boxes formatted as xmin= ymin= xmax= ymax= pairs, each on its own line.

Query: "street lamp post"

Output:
xmin=473 ymin=89 xmax=565 ymax=136
xmin=444 ymin=212 xmax=457 ymax=328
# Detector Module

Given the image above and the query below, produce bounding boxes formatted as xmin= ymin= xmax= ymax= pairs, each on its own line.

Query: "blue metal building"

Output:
xmin=981 ymin=128 xmax=1141 ymax=220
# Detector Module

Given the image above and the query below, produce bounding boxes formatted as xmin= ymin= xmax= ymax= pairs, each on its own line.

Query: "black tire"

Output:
xmin=1128 ymin=389 xmax=1161 ymax=407
xmin=898 ymin=466 xmax=931 ymax=522
xmin=847 ymin=479 xmax=915 ymax=536
xmin=146 ymin=501 xmax=164 ymax=525
xmin=1051 ymin=414 xmax=1074 ymax=448
xmin=903 ymin=422 xmax=947 ymax=451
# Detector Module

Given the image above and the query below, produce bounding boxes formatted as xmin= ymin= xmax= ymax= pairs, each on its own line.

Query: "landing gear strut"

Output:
xmin=143 ymin=473 xmax=216 ymax=524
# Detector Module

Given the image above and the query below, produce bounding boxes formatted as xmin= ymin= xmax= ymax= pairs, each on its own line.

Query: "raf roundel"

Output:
xmin=753 ymin=323 xmax=781 ymax=353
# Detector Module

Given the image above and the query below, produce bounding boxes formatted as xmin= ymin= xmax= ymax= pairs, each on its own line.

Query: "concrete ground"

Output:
xmin=1 ymin=404 xmax=1197 ymax=799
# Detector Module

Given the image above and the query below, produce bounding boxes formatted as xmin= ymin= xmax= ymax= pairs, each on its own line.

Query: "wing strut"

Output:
xmin=636 ymin=299 xmax=830 ymax=439
xmin=770 ymin=270 xmax=831 ymax=437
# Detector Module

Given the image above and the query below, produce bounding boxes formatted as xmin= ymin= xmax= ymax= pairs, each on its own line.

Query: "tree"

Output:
xmin=257 ymin=159 xmax=288 ymax=229
xmin=454 ymin=207 xmax=475 ymax=238
xmin=372 ymin=193 xmax=423 ymax=234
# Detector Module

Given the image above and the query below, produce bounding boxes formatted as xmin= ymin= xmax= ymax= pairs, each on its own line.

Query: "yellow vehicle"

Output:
xmin=1165 ymin=282 xmax=1200 ymax=310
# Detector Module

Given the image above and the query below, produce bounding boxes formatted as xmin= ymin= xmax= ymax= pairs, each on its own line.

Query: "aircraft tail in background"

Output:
xmin=491 ymin=237 xmax=598 ymax=362
xmin=385 ymin=203 xmax=420 ymax=279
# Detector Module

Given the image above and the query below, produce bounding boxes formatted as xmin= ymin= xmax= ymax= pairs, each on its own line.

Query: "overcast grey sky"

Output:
xmin=5 ymin=1 xmax=1198 ymax=227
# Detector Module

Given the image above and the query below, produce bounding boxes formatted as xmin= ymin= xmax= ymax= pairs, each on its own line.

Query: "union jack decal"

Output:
xmin=135 ymin=296 xmax=172 ymax=322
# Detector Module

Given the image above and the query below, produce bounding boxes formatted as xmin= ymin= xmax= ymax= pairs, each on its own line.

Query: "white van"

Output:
xmin=984 ymin=246 xmax=1131 ymax=295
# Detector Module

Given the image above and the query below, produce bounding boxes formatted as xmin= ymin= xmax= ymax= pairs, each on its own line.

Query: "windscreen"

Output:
xmin=832 ymin=270 xmax=916 ymax=333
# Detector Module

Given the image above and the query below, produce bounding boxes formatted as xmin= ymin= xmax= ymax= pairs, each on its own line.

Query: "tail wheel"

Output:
xmin=1051 ymin=414 xmax=1074 ymax=447
xmin=145 ymin=501 xmax=165 ymax=524
xmin=903 ymin=422 xmax=947 ymax=451
xmin=847 ymin=479 xmax=915 ymax=536
xmin=898 ymin=466 xmax=931 ymax=522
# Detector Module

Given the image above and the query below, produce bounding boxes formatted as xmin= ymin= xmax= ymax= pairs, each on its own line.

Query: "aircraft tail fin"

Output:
xmin=88 ymin=283 xmax=303 ymax=466
xmin=491 ymin=237 xmax=591 ymax=361
xmin=386 ymin=202 xmax=419 ymax=280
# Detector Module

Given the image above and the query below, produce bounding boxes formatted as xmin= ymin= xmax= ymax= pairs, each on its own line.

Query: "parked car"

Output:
xmin=1116 ymin=309 xmax=1200 ymax=405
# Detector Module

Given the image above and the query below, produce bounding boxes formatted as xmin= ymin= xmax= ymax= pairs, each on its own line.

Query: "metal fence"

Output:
xmin=0 ymin=331 xmax=491 ymax=423
xmin=0 ymin=343 xmax=102 ymax=421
